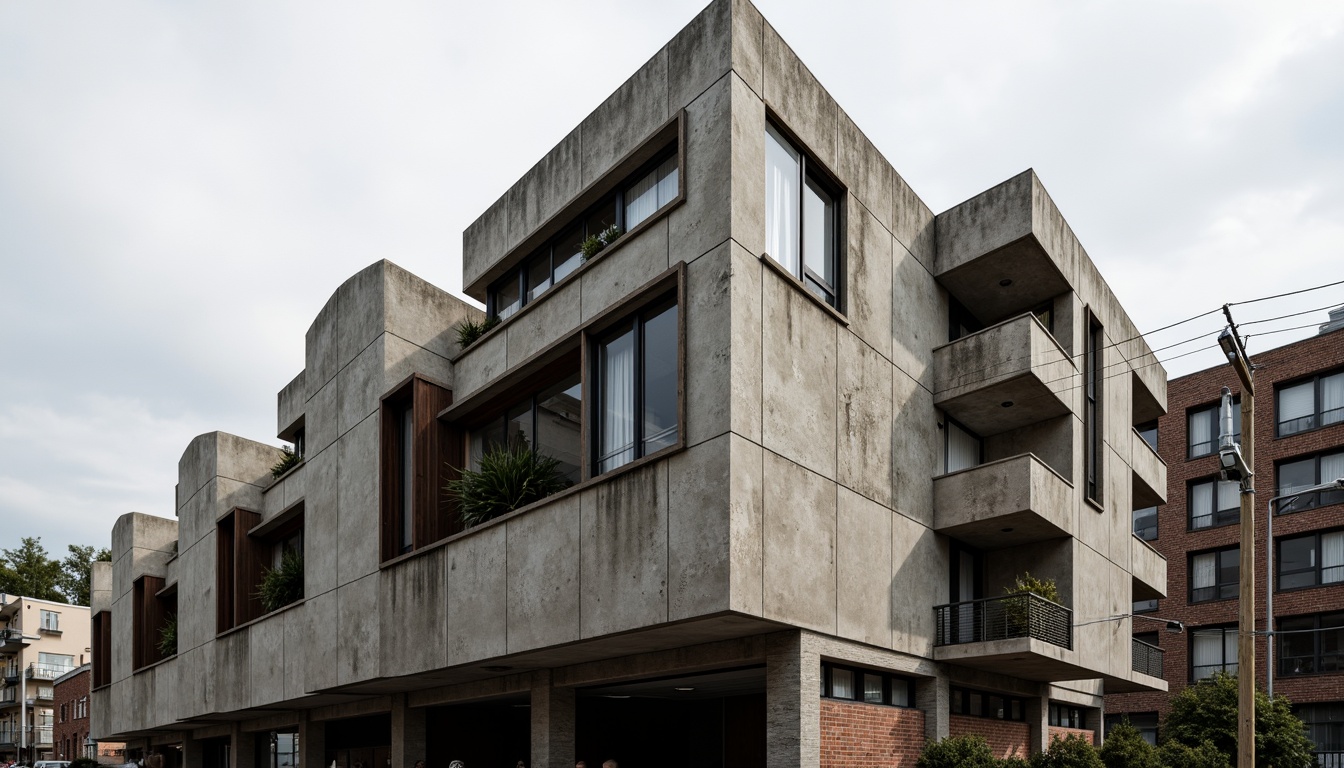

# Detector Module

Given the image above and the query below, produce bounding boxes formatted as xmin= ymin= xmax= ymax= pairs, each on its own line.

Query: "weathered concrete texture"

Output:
xmin=1129 ymin=427 xmax=1167 ymax=507
xmin=844 ymin=203 xmax=894 ymax=364
xmin=336 ymin=573 xmax=380 ymax=687
xmin=277 ymin=370 xmax=305 ymax=437
xmin=837 ymin=329 xmax=894 ymax=508
xmin=581 ymin=49 xmax=670 ymax=186
xmin=1130 ymin=529 xmax=1167 ymax=601
xmin=761 ymin=267 xmax=838 ymax=479
xmin=667 ymin=436 xmax=733 ymax=620
xmin=508 ymin=129 xmax=584 ymax=264
xmin=761 ymin=20 xmax=838 ymax=171
xmin=336 ymin=416 xmax=379 ymax=587
xmin=249 ymin=611 xmax=286 ymax=707
xmin=506 ymin=494 xmax=581 ymax=654
xmin=505 ymin=280 xmax=580 ymax=368
xmin=380 ymin=546 xmax=449 ymax=679
xmin=762 ymin=451 xmax=836 ymax=633
xmin=891 ymin=369 xmax=937 ymax=527
xmin=213 ymin=629 xmax=251 ymax=713
xmin=581 ymin=462 xmax=670 ymax=637
xmin=302 ymin=588 xmax=340 ymax=693
xmin=685 ymin=241 xmax=764 ymax=448
xmin=728 ymin=73 xmax=766 ymax=262
xmin=985 ymin=414 xmax=1075 ymax=484
xmin=836 ymin=488 xmax=891 ymax=646
xmin=669 ymin=0 xmax=763 ymax=111
xmin=892 ymin=243 xmax=943 ymax=391
xmin=443 ymin=522 xmax=507 ymax=667
xmin=668 ymin=75 xmax=733 ymax=264
xmin=530 ymin=671 xmax=576 ymax=768
xmin=176 ymin=431 xmax=278 ymax=512
xmin=451 ymin=324 xmax=507 ymax=400
xmin=890 ymin=517 xmax=942 ymax=658
xmin=932 ymin=454 xmax=1075 ymax=550
xmin=579 ymin=218 xmax=671 ymax=323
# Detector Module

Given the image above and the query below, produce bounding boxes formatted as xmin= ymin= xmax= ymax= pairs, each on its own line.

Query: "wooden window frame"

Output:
xmin=379 ymin=375 xmax=458 ymax=563
xmin=90 ymin=611 xmax=111 ymax=689
xmin=131 ymin=575 xmax=171 ymax=671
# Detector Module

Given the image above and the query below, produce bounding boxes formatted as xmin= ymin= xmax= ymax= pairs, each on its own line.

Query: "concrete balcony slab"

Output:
xmin=1130 ymin=428 xmax=1167 ymax=508
xmin=934 ymin=637 xmax=1097 ymax=682
xmin=933 ymin=454 xmax=1073 ymax=550
xmin=933 ymin=314 xmax=1076 ymax=436
xmin=1131 ymin=534 xmax=1167 ymax=601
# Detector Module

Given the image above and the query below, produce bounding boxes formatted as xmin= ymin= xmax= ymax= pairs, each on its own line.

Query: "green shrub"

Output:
xmin=1005 ymin=572 xmax=1061 ymax=603
xmin=579 ymin=225 xmax=624 ymax=262
xmin=157 ymin=613 xmax=177 ymax=658
xmin=1156 ymin=740 xmax=1231 ymax=768
xmin=916 ymin=735 xmax=999 ymax=768
xmin=1098 ymin=722 xmax=1158 ymax=768
xmin=446 ymin=443 xmax=568 ymax=528
xmin=71 ymin=758 xmax=99 ymax=768
xmin=455 ymin=315 xmax=500 ymax=350
xmin=1162 ymin=671 xmax=1314 ymax=768
xmin=1031 ymin=735 xmax=1102 ymax=768
xmin=270 ymin=446 xmax=301 ymax=478
xmin=257 ymin=550 xmax=304 ymax=613
xmin=1001 ymin=757 xmax=1032 ymax=768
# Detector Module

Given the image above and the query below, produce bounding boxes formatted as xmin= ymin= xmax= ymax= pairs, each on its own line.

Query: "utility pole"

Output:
xmin=1218 ymin=315 xmax=1255 ymax=768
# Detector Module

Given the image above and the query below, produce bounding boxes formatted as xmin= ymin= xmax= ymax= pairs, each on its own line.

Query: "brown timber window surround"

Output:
xmin=217 ymin=506 xmax=306 ymax=633
xmin=131 ymin=575 xmax=175 ymax=670
xmin=91 ymin=611 xmax=111 ymax=688
xmin=380 ymin=374 xmax=459 ymax=562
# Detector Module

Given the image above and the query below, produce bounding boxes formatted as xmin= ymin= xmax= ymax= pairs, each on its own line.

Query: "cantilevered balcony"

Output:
xmin=933 ymin=454 xmax=1073 ymax=549
xmin=933 ymin=593 xmax=1097 ymax=681
xmin=933 ymin=313 xmax=1075 ymax=436
xmin=0 ymin=628 xmax=29 ymax=651
xmin=1131 ymin=533 xmax=1166 ymax=601
xmin=1131 ymin=427 xmax=1166 ymax=508
xmin=1131 ymin=637 xmax=1164 ymax=679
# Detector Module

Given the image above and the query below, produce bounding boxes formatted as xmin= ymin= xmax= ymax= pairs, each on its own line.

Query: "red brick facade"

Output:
xmin=1107 ymin=329 xmax=1344 ymax=724
xmin=53 ymin=665 xmax=89 ymax=762
xmin=820 ymin=700 xmax=925 ymax=768
xmin=1049 ymin=726 xmax=1094 ymax=745
xmin=948 ymin=714 xmax=1029 ymax=759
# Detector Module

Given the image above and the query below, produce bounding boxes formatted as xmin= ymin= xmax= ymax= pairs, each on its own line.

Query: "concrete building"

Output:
xmin=90 ymin=1 xmax=1169 ymax=766
xmin=1106 ymin=321 xmax=1344 ymax=762
xmin=0 ymin=596 xmax=91 ymax=762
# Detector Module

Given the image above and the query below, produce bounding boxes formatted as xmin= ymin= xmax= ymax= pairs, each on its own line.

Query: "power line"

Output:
xmin=1228 ymin=278 xmax=1344 ymax=307
xmin=1239 ymin=301 xmax=1344 ymax=327
xmin=1245 ymin=321 xmax=1325 ymax=340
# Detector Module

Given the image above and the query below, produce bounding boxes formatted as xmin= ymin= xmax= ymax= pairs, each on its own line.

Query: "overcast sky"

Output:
xmin=2 ymin=0 xmax=1342 ymax=559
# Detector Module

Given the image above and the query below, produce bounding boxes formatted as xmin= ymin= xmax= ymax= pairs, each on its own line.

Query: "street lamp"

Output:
xmin=1265 ymin=477 xmax=1344 ymax=698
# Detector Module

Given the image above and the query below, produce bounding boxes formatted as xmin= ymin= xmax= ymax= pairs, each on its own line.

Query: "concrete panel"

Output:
xmin=984 ymin=415 xmax=1075 ymax=484
xmin=305 ymin=283 xmax=341 ymax=400
xmin=836 ymin=488 xmax=891 ymax=646
xmin=729 ymin=243 xmax=765 ymax=444
xmin=1070 ymin=544 xmax=1130 ymax=682
xmin=303 ymin=588 xmax=339 ymax=693
xmin=337 ymin=417 xmax=380 ymax=586
xmin=761 ymin=269 xmax=838 ymax=479
xmin=668 ymin=76 xmax=733 ymax=264
xmin=891 ymin=517 xmax=941 ymax=658
xmin=303 ymin=449 xmax=340 ymax=597
xmin=381 ymin=546 xmax=450 ymax=678
xmin=893 ymin=171 xmax=935 ymax=273
xmin=685 ymin=242 xmax=751 ymax=448
xmin=176 ymin=433 xmax=219 ymax=509
xmin=277 ymin=370 xmax=306 ymax=437
xmin=762 ymin=451 xmax=836 ymax=633
xmin=669 ymin=0 xmax=763 ymax=110
xmin=844 ymin=203 xmax=893 ymax=364
xmin=177 ymin=477 xmax=214 ymax=552
xmin=217 ymin=476 xmax=266 ymax=521
xmin=305 ymin=381 xmax=340 ymax=459
xmin=250 ymin=613 xmax=286 ymax=708
xmin=334 ymin=261 xmax=387 ymax=375
xmin=282 ymin=459 xmax=308 ymax=511
xmin=213 ymin=629 xmax=251 ymax=713
xmin=580 ymin=216 xmax=670 ymax=322
xmin=762 ymin=21 xmax=839 ymax=170
xmin=506 ymin=495 xmax=582 ymax=653
xmin=443 ymin=523 xmax=508 ymax=667
xmin=506 ymin=282 xmax=581 ymax=367
xmin=384 ymin=260 xmax=472 ymax=362
xmin=178 ymin=533 xmax=215 ymax=651
xmin=283 ymin=604 xmax=307 ymax=701
xmin=729 ymin=434 xmax=765 ymax=616
xmin=581 ymin=48 xmax=669 ymax=186
xmin=839 ymin=112 xmax=894 ymax=234
xmin=382 ymin=333 xmax=452 ymax=398
xmin=337 ymin=335 xmax=385 ymax=438
xmin=932 ymin=454 xmax=1075 ymax=550
xmin=668 ymin=436 xmax=733 ymax=621
xmin=892 ymin=242 xmax=942 ymax=391
xmin=1130 ymin=428 xmax=1166 ymax=508
xmin=463 ymin=193 xmax=512 ymax=298
xmin=837 ymin=329 xmax=894 ymax=508
xmin=507 ymin=127 xmax=583 ymax=247
xmin=729 ymin=72 xmax=766 ymax=261
xmin=337 ymin=574 xmax=380 ymax=687
xmin=581 ymin=462 xmax=670 ymax=637
xmin=452 ymin=328 xmax=508 ymax=401
xmin=1130 ymin=534 xmax=1166 ymax=600
xmin=892 ymin=370 xmax=936 ymax=527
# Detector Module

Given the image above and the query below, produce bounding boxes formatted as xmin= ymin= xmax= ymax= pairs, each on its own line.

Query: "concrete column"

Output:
xmin=1084 ymin=706 xmax=1104 ymax=745
xmin=915 ymin=674 xmax=950 ymax=744
xmin=182 ymin=735 xmax=205 ymax=768
xmin=530 ymin=670 xmax=575 ymax=768
xmin=299 ymin=717 xmax=326 ymax=768
xmin=230 ymin=725 xmax=257 ymax=768
xmin=1026 ymin=695 xmax=1048 ymax=756
xmin=765 ymin=631 xmax=819 ymax=768
xmin=391 ymin=695 xmax=427 ymax=768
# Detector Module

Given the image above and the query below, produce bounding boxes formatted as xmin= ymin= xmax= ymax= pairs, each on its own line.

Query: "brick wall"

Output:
xmin=1108 ymin=329 xmax=1344 ymax=722
xmin=53 ymin=667 xmax=88 ymax=761
xmin=820 ymin=700 xmax=925 ymax=768
xmin=948 ymin=714 xmax=1029 ymax=759
xmin=1049 ymin=726 xmax=1094 ymax=745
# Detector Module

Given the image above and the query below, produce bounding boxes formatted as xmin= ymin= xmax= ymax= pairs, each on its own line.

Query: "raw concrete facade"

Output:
xmin=91 ymin=2 xmax=1169 ymax=766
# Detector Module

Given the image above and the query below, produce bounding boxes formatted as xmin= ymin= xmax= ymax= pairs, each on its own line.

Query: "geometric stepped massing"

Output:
xmin=90 ymin=1 xmax=1168 ymax=766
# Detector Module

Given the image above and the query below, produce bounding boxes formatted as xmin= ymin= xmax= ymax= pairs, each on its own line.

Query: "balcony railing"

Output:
xmin=1132 ymin=637 xmax=1164 ymax=679
xmin=26 ymin=662 xmax=74 ymax=681
xmin=0 ymin=725 xmax=53 ymax=745
xmin=933 ymin=593 xmax=1072 ymax=650
xmin=0 ymin=688 xmax=14 ymax=704
xmin=1316 ymin=751 xmax=1344 ymax=768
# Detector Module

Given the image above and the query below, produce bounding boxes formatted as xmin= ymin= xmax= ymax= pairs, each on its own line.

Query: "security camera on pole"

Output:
xmin=1216 ymin=320 xmax=1255 ymax=768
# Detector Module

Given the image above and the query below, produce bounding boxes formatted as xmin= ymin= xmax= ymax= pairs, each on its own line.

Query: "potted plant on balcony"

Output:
xmin=270 ymin=446 xmax=302 ymax=478
xmin=455 ymin=315 xmax=500 ymax=350
xmin=157 ymin=613 xmax=177 ymax=658
xmin=257 ymin=550 xmax=304 ymax=613
xmin=445 ymin=442 xmax=567 ymax=528
xmin=1002 ymin=572 xmax=1060 ymax=638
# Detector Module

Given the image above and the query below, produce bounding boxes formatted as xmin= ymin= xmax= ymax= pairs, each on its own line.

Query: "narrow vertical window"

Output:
xmin=595 ymin=299 xmax=679 ymax=475
xmin=398 ymin=403 xmax=414 ymax=555
xmin=765 ymin=124 xmax=801 ymax=275
xmin=625 ymin=154 xmax=678 ymax=230
xmin=765 ymin=122 xmax=840 ymax=307
xmin=1085 ymin=314 xmax=1103 ymax=504
xmin=944 ymin=418 xmax=982 ymax=473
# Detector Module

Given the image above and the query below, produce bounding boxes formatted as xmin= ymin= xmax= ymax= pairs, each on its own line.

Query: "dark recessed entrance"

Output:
xmin=325 ymin=713 xmax=392 ymax=768
xmin=426 ymin=696 xmax=531 ymax=768
xmin=576 ymin=666 xmax=767 ymax=768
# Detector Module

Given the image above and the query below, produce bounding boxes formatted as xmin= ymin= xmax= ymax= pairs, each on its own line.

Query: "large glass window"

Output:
xmin=950 ymin=686 xmax=1025 ymax=721
xmin=1085 ymin=314 xmax=1103 ymax=503
xmin=1136 ymin=421 xmax=1158 ymax=452
xmin=1276 ymin=451 xmax=1344 ymax=513
xmin=1295 ymin=703 xmax=1344 ymax=756
xmin=624 ymin=154 xmax=678 ymax=231
xmin=1277 ymin=370 xmax=1344 ymax=436
xmin=469 ymin=372 xmax=583 ymax=486
xmin=1049 ymin=703 xmax=1085 ymax=729
xmin=1190 ymin=547 xmax=1239 ymax=603
xmin=1278 ymin=612 xmax=1344 ymax=676
xmin=1278 ymin=531 xmax=1344 ymax=591
xmin=1191 ymin=625 xmax=1238 ymax=681
xmin=1105 ymin=712 xmax=1158 ymax=745
xmin=1133 ymin=507 xmax=1158 ymax=541
xmin=765 ymin=122 xmax=840 ymax=307
xmin=1189 ymin=478 xmax=1241 ymax=529
xmin=820 ymin=662 xmax=914 ymax=707
xmin=595 ymin=300 xmax=679 ymax=475
xmin=944 ymin=418 xmax=982 ymax=474
xmin=1188 ymin=400 xmax=1240 ymax=459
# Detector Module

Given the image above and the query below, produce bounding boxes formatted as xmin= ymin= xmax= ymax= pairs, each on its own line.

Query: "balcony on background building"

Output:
xmin=0 ymin=628 xmax=29 ymax=651
xmin=26 ymin=662 xmax=74 ymax=682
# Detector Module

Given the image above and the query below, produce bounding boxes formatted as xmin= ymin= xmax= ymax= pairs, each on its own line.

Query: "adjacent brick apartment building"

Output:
xmin=53 ymin=664 xmax=89 ymax=761
xmin=1106 ymin=312 xmax=1344 ymax=762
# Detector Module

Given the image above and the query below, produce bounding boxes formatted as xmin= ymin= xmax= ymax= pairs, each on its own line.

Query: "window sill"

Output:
xmin=1188 ymin=596 xmax=1238 ymax=606
xmin=820 ymin=696 xmax=916 ymax=711
xmin=380 ymin=442 xmax=685 ymax=571
xmin=216 ymin=598 xmax=306 ymax=639
xmin=263 ymin=459 xmax=306 ymax=492
xmin=1085 ymin=496 xmax=1104 ymax=514
xmin=1187 ymin=520 xmax=1240 ymax=533
xmin=131 ymin=654 xmax=177 ymax=676
xmin=1274 ymin=582 xmax=1343 ymax=595
xmin=759 ymin=253 xmax=848 ymax=326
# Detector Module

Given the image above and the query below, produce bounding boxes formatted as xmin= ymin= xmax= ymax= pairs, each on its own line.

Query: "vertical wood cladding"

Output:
xmin=948 ymin=714 xmax=1029 ymax=759
xmin=380 ymin=375 xmax=461 ymax=562
xmin=91 ymin=611 xmax=111 ymax=688
xmin=819 ymin=700 xmax=925 ymax=768
xmin=131 ymin=575 xmax=165 ymax=670
xmin=216 ymin=507 xmax=264 ymax=633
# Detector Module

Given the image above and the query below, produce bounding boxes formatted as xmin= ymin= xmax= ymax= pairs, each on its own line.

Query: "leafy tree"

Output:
xmin=59 ymin=544 xmax=111 ymax=606
xmin=1098 ymin=722 xmax=1159 ymax=768
xmin=917 ymin=735 xmax=1000 ymax=768
xmin=0 ymin=537 xmax=65 ymax=601
xmin=1030 ymin=735 xmax=1103 ymax=768
xmin=1162 ymin=672 xmax=1314 ymax=768
xmin=1157 ymin=740 xmax=1231 ymax=768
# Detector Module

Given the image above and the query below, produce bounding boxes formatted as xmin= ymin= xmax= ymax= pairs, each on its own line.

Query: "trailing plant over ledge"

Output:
xmin=157 ymin=613 xmax=177 ymax=658
xmin=455 ymin=315 xmax=500 ymax=349
xmin=579 ymin=224 xmax=624 ymax=262
xmin=446 ymin=443 xmax=568 ymax=528
xmin=257 ymin=550 xmax=304 ymax=614
xmin=270 ymin=446 xmax=301 ymax=478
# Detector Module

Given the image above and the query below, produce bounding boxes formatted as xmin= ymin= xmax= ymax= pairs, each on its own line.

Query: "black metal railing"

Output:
xmin=933 ymin=593 xmax=1072 ymax=650
xmin=1132 ymin=637 xmax=1164 ymax=679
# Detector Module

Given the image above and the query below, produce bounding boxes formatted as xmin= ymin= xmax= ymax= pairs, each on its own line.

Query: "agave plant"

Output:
xmin=157 ymin=613 xmax=177 ymax=658
xmin=455 ymin=315 xmax=501 ymax=349
xmin=270 ymin=446 xmax=302 ymax=478
xmin=257 ymin=550 xmax=304 ymax=613
xmin=446 ymin=443 xmax=568 ymax=528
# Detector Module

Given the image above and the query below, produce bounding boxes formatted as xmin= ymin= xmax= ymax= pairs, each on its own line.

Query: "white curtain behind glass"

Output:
xmin=946 ymin=422 xmax=981 ymax=473
xmin=1189 ymin=412 xmax=1212 ymax=452
xmin=765 ymin=125 xmax=800 ymax=275
xmin=1192 ymin=553 xmax=1216 ymax=589
xmin=1323 ymin=532 xmax=1344 ymax=584
xmin=1192 ymin=631 xmax=1221 ymax=679
xmin=1224 ymin=631 xmax=1239 ymax=675
xmin=1217 ymin=480 xmax=1240 ymax=512
xmin=1191 ymin=482 xmax=1213 ymax=528
xmin=1281 ymin=382 xmax=1315 ymax=426
xmin=1323 ymin=452 xmax=1344 ymax=488
xmin=1323 ymin=373 xmax=1344 ymax=426
xmin=599 ymin=331 xmax=636 ymax=473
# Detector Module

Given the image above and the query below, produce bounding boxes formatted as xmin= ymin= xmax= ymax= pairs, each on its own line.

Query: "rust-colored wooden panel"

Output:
xmin=232 ymin=508 xmax=264 ymax=626
xmin=415 ymin=378 xmax=460 ymax=547
xmin=92 ymin=611 xmax=111 ymax=687
xmin=216 ymin=512 xmax=236 ymax=633
xmin=132 ymin=575 xmax=165 ymax=669
xmin=379 ymin=383 xmax=412 ymax=562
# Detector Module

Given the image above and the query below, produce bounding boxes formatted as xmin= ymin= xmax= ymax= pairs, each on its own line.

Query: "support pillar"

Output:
xmin=1026 ymin=694 xmax=1048 ymax=756
xmin=765 ymin=631 xmax=819 ymax=768
xmin=391 ymin=694 xmax=427 ymax=768
xmin=299 ymin=717 xmax=326 ymax=768
xmin=530 ymin=670 xmax=575 ymax=768
xmin=915 ymin=675 xmax=950 ymax=744
xmin=182 ymin=735 xmax=205 ymax=768
xmin=229 ymin=725 xmax=257 ymax=768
